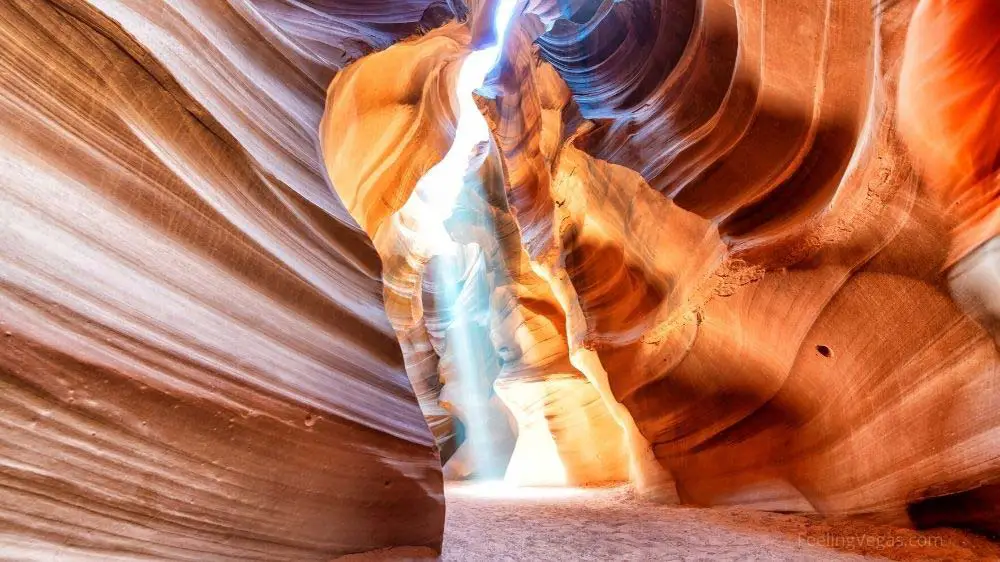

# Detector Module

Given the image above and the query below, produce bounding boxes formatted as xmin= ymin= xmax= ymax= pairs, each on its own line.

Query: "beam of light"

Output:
xmin=436 ymin=251 xmax=503 ymax=479
xmin=396 ymin=0 xmax=519 ymax=255
xmin=395 ymin=2 xmax=520 ymax=480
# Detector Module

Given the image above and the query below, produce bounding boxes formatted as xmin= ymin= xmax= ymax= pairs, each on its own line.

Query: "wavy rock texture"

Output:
xmin=0 ymin=0 xmax=451 ymax=558
xmin=322 ymin=15 xmax=636 ymax=488
xmin=323 ymin=0 xmax=999 ymax=536
xmin=5 ymin=0 xmax=1000 ymax=557
xmin=543 ymin=0 xmax=1000 ymax=533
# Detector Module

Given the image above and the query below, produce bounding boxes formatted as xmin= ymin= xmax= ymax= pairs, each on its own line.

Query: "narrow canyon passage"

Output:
xmin=2 ymin=0 xmax=1000 ymax=560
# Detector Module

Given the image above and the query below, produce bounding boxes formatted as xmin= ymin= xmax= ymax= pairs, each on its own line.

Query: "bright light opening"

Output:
xmin=395 ymin=1 xmax=521 ymax=481
xmin=396 ymin=0 xmax=519 ymax=256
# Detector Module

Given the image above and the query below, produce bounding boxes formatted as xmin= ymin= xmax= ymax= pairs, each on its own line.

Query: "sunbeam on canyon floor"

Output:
xmin=439 ymin=483 xmax=1000 ymax=561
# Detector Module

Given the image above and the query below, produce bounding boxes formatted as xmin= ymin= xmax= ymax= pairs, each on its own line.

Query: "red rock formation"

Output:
xmin=322 ymin=0 xmax=999 ymax=536
xmin=0 ymin=0 xmax=447 ymax=558
xmin=4 ymin=0 xmax=999 ymax=556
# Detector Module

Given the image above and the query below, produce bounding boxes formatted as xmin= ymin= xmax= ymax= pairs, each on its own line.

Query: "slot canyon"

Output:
xmin=1 ymin=0 xmax=999 ymax=560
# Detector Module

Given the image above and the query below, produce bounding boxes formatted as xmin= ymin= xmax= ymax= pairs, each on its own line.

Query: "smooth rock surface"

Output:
xmin=321 ymin=0 xmax=1000 ymax=535
xmin=4 ymin=0 xmax=1000 ymax=558
xmin=0 ymin=0 xmax=448 ymax=557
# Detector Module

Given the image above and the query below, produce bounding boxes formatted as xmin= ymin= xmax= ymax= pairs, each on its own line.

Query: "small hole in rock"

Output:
xmin=816 ymin=345 xmax=832 ymax=358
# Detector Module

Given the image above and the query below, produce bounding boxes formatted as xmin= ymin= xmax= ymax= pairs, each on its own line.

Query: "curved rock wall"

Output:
xmin=0 ymin=0 xmax=447 ymax=558
xmin=6 ymin=0 xmax=999 ymax=555
xmin=321 ymin=0 xmax=999 ymax=534
xmin=538 ymin=0 xmax=1000 ymax=531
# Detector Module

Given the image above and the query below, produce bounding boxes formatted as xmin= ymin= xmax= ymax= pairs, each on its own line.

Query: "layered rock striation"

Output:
xmin=2 ymin=0 xmax=998 ymax=558
xmin=0 ymin=0 xmax=451 ymax=558
xmin=323 ymin=0 xmax=999 ymax=535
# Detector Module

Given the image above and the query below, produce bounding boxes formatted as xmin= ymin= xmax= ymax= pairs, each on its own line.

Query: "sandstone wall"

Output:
xmin=0 ymin=1 xmax=449 ymax=558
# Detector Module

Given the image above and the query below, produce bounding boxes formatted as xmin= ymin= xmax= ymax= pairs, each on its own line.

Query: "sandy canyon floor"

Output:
xmin=433 ymin=483 xmax=1000 ymax=561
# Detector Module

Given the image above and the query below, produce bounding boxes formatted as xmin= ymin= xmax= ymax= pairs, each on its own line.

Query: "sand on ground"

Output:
xmin=435 ymin=482 xmax=1000 ymax=561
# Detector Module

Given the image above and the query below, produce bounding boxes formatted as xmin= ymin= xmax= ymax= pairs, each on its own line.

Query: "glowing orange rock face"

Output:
xmin=322 ymin=0 xmax=999 ymax=535
xmin=5 ymin=0 xmax=999 ymax=557
xmin=897 ymin=0 xmax=1000 ymax=267
xmin=320 ymin=24 xmax=469 ymax=240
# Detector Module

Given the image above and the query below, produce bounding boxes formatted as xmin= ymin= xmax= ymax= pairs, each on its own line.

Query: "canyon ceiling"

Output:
xmin=0 ymin=0 xmax=998 ymax=559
